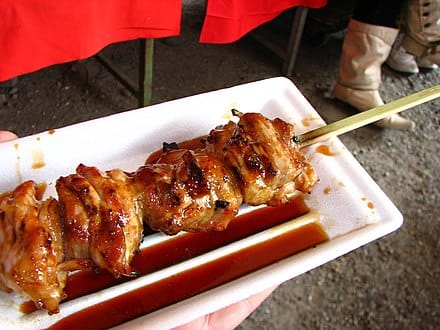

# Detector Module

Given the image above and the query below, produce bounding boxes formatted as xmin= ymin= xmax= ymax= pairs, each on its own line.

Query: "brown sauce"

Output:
xmin=316 ymin=145 xmax=336 ymax=156
xmin=14 ymin=143 xmax=22 ymax=182
xmin=50 ymin=223 xmax=327 ymax=330
xmin=20 ymin=300 xmax=38 ymax=314
xmin=301 ymin=118 xmax=310 ymax=127
xmin=59 ymin=196 xmax=309 ymax=301
xmin=361 ymin=198 xmax=374 ymax=209
xmin=39 ymin=196 xmax=327 ymax=329
xmin=31 ymin=161 xmax=45 ymax=169
xmin=22 ymin=196 xmax=310 ymax=314
xmin=145 ymin=135 xmax=208 ymax=164
xmin=31 ymin=150 xmax=45 ymax=169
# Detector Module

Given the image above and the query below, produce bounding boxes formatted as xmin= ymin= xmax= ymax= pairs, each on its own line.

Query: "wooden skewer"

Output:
xmin=298 ymin=84 xmax=440 ymax=148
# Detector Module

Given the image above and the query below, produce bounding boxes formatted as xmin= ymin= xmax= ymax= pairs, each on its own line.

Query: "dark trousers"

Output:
xmin=353 ymin=0 xmax=403 ymax=28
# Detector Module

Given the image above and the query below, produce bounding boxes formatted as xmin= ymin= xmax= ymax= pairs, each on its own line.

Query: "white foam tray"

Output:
xmin=0 ymin=77 xmax=402 ymax=329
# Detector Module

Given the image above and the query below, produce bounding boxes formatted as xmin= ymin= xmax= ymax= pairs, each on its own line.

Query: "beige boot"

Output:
xmin=333 ymin=19 xmax=415 ymax=131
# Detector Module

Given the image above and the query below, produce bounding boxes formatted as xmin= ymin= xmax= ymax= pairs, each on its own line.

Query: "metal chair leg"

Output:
xmin=249 ymin=7 xmax=309 ymax=76
xmin=138 ymin=39 xmax=154 ymax=107
xmin=282 ymin=7 xmax=309 ymax=76
xmin=95 ymin=38 xmax=154 ymax=108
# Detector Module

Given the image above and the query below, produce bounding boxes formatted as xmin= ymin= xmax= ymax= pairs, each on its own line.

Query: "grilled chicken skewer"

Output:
xmin=0 ymin=112 xmax=317 ymax=314
xmin=140 ymin=111 xmax=317 ymax=234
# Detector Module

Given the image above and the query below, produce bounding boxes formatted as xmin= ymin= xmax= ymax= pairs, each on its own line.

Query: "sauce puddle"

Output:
xmin=36 ymin=196 xmax=328 ymax=329
xmin=316 ymin=145 xmax=336 ymax=156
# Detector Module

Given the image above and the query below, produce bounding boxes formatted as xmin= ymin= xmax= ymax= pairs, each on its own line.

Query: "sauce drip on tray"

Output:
xmin=316 ymin=145 xmax=336 ymax=156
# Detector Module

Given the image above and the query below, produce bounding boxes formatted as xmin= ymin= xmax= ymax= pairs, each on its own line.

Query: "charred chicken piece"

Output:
xmin=56 ymin=164 xmax=143 ymax=277
xmin=0 ymin=181 xmax=66 ymax=314
xmin=135 ymin=149 xmax=243 ymax=235
xmin=206 ymin=112 xmax=317 ymax=206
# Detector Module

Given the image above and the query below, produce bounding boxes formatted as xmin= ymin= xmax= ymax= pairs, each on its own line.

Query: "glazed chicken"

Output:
xmin=206 ymin=111 xmax=317 ymax=206
xmin=0 ymin=181 xmax=66 ymax=314
xmin=136 ymin=149 xmax=243 ymax=235
xmin=56 ymin=164 xmax=144 ymax=277
xmin=0 ymin=111 xmax=318 ymax=314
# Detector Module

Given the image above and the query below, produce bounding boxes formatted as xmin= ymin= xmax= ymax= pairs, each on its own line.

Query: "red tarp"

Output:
xmin=0 ymin=0 xmax=328 ymax=82
xmin=200 ymin=0 xmax=327 ymax=43
xmin=0 ymin=0 xmax=182 ymax=81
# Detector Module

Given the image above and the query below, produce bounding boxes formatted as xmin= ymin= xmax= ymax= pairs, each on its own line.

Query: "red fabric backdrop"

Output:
xmin=200 ymin=0 xmax=327 ymax=43
xmin=0 ymin=0 xmax=328 ymax=81
xmin=0 ymin=0 xmax=182 ymax=81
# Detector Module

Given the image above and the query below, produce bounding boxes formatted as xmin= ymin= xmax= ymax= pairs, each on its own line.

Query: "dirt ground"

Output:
xmin=1 ymin=6 xmax=439 ymax=330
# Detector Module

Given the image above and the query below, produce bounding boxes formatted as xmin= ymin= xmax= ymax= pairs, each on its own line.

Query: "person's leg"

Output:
xmin=333 ymin=0 xmax=415 ymax=130
xmin=403 ymin=0 xmax=440 ymax=57
xmin=352 ymin=0 xmax=401 ymax=28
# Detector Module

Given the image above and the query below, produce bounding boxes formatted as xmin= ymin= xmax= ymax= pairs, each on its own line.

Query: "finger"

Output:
xmin=0 ymin=131 xmax=18 ymax=142
xmin=174 ymin=286 xmax=277 ymax=330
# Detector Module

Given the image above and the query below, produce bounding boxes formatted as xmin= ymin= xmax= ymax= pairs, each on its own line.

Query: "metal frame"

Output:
xmin=250 ymin=7 xmax=309 ymax=76
xmin=283 ymin=7 xmax=308 ymax=76
xmin=95 ymin=38 xmax=154 ymax=107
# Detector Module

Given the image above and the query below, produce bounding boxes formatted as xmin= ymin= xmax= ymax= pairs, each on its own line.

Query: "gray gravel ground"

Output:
xmin=1 ymin=8 xmax=439 ymax=330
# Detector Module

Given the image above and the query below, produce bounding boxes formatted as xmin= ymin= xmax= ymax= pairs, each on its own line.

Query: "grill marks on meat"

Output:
xmin=56 ymin=164 xmax=143 ymax=277
xmin=0 ymin=112 xmax=317 ymax=313
xmin=206 ymin=112 xmax=317 ymax=206
xmin=137 ymin=149 xmax=243 ymax=235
